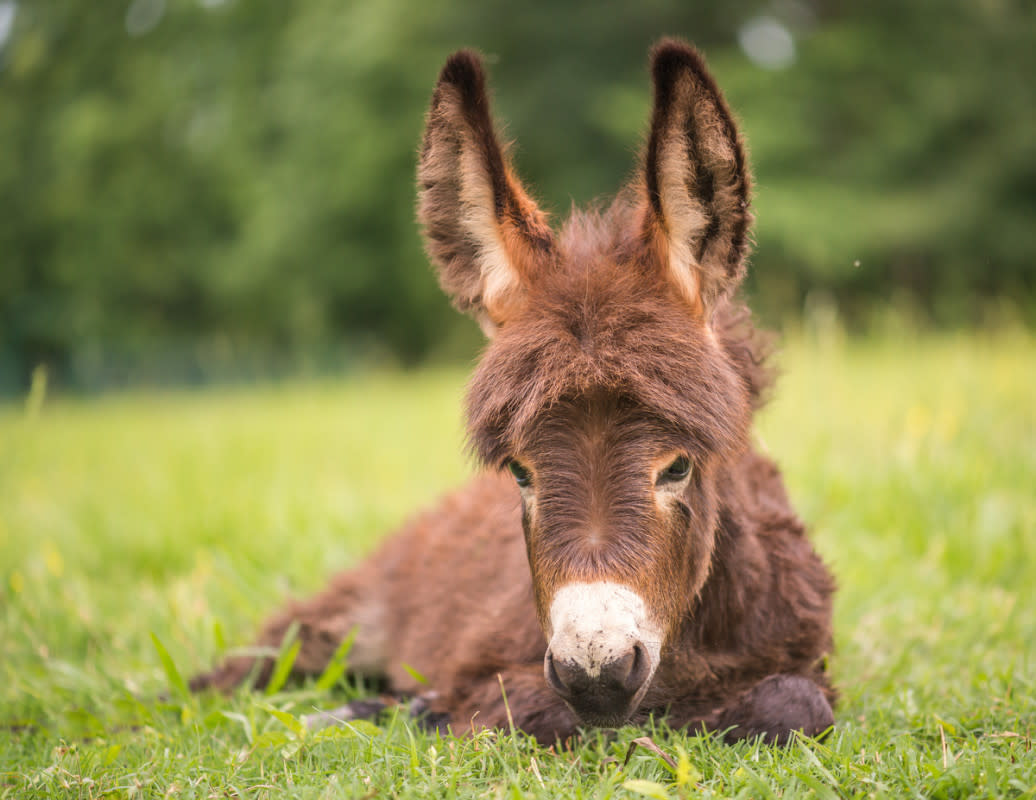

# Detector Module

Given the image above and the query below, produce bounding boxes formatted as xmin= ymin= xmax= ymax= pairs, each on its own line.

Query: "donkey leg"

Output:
xmin=440 ymin=666 xmax=578 ymax=745
xmin=190 ymin=571 xmax=385 ymax=693
xmin=711 ymin=674 xmax=834 ymax=745
xmin=301 ymin=691 xmax=448 ymax=733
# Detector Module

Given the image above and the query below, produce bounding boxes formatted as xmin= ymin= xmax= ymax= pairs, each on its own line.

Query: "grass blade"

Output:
xmin=151 ymin=632 xmax=189 ymax=700
xmin=402 ymin=662 xmax=429 ymax=686
xmin=265 ymin=639 xmax=301 ymax=696
xmin=315 ymin=626 xmax=357 ymax=691
xmin=622 ymin=779 xmax=672 ymax=800
xmin=259 ymin=703 xmax=306 ymax=738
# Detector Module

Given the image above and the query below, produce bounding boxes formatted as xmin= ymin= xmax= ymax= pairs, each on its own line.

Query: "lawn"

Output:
xmin=1 ymin=330 xmax=1034 ymax=798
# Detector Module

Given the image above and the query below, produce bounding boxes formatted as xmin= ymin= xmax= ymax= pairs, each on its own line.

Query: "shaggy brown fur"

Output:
xmin=191 ymin=39 xmax=836 ymax=746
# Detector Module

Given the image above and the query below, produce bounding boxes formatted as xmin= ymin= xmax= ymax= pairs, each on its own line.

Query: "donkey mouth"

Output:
xmin=565 ymin=698 xmax=643 ymax=729
xmin=557 ymin=679 xmax=655 ymax=729
xmin=544 ymin=644 xmax=658 ymax=728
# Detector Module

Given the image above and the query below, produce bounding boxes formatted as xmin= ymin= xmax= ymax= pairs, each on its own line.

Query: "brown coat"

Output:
xmin=192 ymin=39 xmax=836 ymax=746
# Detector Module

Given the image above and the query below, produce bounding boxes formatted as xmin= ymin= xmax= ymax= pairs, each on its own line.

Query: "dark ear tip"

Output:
xmin=650 ymin=38 xmax=709 ymax=84
xmin=437 ymin=49 xmax=487 ymax=99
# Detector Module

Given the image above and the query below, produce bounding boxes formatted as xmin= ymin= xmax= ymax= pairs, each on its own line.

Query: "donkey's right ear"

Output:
xmin=418 ymin=51 xmax=556 ymax=335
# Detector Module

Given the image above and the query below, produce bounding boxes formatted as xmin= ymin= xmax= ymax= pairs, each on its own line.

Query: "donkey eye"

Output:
xmin=508 ymin=459 xmax=532 ymax=488
xmin=658 ymin=455 xmax=691 ymax=484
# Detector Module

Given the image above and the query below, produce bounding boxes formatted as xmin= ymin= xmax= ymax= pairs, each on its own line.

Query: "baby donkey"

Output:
xmin=192 ymin=39 xmax=837 ymax=746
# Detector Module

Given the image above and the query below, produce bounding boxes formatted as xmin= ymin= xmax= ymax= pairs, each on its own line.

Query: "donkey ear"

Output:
xmin=640 ymin=40 xmax=752 ymax=319
xmin=418 ymin=51 xmax=556 ymax=334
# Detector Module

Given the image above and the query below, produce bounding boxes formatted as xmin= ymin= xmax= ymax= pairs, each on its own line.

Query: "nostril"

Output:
xmin=622 ymin=642 xmax=651 ymax=694
xmin=544 ymin=651 xmax=564 ymax=694
xmin=544 ymin=650 xmax=590 ymax=699
xmin=611 ymin=648 xmax=636 ymax=685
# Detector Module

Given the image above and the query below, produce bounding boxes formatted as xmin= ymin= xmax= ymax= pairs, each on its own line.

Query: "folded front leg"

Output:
xmin=712 ymin=674 xmax=834 ymax=745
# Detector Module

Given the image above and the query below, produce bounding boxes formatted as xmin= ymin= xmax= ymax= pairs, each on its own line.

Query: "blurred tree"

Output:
xmin=0 ymin=0 xmax=1032 ymax=391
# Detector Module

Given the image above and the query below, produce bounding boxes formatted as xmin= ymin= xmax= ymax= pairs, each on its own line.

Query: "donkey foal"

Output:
xmin=191 ymin=39 xmax=837 ymax=746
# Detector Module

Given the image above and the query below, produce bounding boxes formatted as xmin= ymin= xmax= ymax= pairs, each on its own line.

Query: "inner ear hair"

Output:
xmin=642 ymin=39 xmax=753 ymax=319
xmin=418 ymin=50 xmax=556 ymax=330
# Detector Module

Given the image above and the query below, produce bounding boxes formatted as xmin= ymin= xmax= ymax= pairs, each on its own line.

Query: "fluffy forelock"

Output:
xmin=464 ymin=205 xmax=757 ymax=468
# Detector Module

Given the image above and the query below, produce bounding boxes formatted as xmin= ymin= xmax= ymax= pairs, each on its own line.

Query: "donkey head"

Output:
xmin=418 ymin=40 xmax=754 ymax=727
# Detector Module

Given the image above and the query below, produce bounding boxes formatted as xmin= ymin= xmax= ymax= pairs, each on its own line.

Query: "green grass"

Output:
xmin=1 ymin=331 xmax=1034 ymax=798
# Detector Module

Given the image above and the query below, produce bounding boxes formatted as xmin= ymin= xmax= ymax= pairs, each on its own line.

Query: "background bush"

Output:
xmin=1 ymin=0 xmax=1032 ymax=391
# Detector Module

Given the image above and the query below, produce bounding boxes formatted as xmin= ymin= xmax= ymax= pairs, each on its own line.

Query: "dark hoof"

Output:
xmin=302 ymin=699 xmax=390 ymax=730
xmin=408 ymin=691 xmax=452 ymax=735
xmin=719 ymin=674 xmax=834 ymax=745
xmin=302 ymin=692 xmax=449 ymax=734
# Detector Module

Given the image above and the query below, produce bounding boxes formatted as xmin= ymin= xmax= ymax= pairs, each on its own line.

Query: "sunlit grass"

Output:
xmin=1 ymin=332 xmax=1033 ymax=798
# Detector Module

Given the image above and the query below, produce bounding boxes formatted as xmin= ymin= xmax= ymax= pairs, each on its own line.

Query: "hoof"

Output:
xmin=719 ymin=674 xmax=834 ymax=745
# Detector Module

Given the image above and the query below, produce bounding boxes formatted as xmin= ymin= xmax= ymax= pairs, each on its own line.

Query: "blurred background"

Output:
xmin=1 ymin=0 xmax=1032 ymax=394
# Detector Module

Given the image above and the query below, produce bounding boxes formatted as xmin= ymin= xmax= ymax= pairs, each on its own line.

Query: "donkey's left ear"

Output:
xmin=418 ymin=50 xmax=557 ymax=335
xmin=639 ymin=40 xmax=753 ymax=319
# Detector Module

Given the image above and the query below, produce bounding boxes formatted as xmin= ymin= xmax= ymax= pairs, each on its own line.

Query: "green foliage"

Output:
xmin=1 ymin=334 xmax=1034 ymax=797
xmin=0 ymin=1 xmax=1033 ymax=392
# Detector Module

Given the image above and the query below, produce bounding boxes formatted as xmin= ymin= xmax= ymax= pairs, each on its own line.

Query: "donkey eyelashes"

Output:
xmin=656 ymin=454 xmax=692 ymax=486
xmin=507 ymin=454 xmax=690 ymax=491
xmin=507 ymin=458 xmax=533 ymax=488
